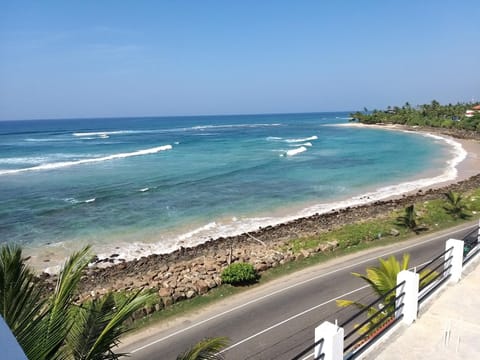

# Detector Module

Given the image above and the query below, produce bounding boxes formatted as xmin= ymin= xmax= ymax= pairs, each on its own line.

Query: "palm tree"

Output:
xmin=0 ymin=244 xmax=47 ymax=358
xmin=396 ymin=204 xmax=426 ymax=234
xmin=337 ymin=254 xmax=435 ymax=334
xmin=0 ymin=244 xmax=152 ymax=360
xmin=444 ymin=190 xmax=470 ymax=219
xmin=176 ymin=337 xmax=229 ymax=360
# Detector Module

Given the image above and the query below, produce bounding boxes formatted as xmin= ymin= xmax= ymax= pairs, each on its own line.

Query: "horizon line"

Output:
xmin=0 ymin=110 xmax=357 ymax=123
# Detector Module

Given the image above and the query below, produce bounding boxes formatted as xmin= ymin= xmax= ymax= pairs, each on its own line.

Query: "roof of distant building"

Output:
xmin=472 ymin=104 xmax=480 ymax=110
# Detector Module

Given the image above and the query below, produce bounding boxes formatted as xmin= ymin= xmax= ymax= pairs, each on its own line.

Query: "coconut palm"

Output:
xmin=444 ymin=190 xmax=471 ymax=219
xmin=337 ymin=254 xmax=436 ymax=334
xmin=0 ymin=244 xmax=152 ymax=360
xmin=396 ymin=204 xmax=425 ymax=234
xmin=66 ymin=291 xmax=150 ymax=360
xmin=0 ymin=244 xmax=47 ymax=357
xmin=176 ymin=337 xmax=229 ymax=360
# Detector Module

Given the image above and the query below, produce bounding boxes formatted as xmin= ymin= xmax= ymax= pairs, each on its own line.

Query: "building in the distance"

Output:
xmin=465 ymin=104 xmax=480 ymax=118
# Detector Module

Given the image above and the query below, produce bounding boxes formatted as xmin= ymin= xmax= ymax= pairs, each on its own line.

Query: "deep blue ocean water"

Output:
xmin=0 ymin=112 xmax=454 ymax=266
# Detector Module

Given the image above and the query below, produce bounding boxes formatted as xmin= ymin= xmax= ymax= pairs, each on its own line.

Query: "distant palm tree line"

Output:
xmin=351 ymin=100 xmax=480 ymax=131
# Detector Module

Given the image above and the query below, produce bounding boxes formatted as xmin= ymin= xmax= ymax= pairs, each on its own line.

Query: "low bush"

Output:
xmin=221 ymin=262 xmax=258 ymax=285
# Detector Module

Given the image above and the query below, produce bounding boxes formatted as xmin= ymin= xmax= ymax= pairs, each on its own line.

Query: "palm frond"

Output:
xmin=443 ymin=190 xmax=471 ymax=219
xmin=79 ymin=291 xmax=154 ymax=360
xmin=37 ymin=246 xmax=93 ymax=360
xmin=0 ymin=244 xmax=49 ymax=358
xmin=336 ymin=299 xmax=368 ymax=310
xmin=176 ymin=337 xmax=229 ymax=360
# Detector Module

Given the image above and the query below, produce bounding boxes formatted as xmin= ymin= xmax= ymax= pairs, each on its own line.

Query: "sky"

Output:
xmin=0 ymin=1 xmax=479 ymax=121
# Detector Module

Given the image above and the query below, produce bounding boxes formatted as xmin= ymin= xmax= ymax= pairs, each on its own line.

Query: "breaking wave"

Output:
xmin=283 ymin=146 xmax=307 ymax=157
xmin=0 ymin=145 xmax=173 ymax=176
xmin=285 ymin=136 xmax=318 ymax=143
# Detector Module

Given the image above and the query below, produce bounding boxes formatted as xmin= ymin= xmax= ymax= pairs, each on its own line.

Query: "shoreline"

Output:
xmin=30 ymin=123 xmax=480 ymax=273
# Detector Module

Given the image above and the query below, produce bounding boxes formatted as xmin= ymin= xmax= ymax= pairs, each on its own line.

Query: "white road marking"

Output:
xmin=218 ymin=285 xmax=370 ymax=354
xmin=293 ymin=257 xmax=435 ymax=360
xmin=218 ymin=257 xmax=434 ymax=355
xmin=130 ymin=225 xmax=472 ymax=353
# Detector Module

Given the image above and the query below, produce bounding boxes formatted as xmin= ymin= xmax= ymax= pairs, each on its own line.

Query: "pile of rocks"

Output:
xmin=39 ymin=239 xmax=340 ymax=317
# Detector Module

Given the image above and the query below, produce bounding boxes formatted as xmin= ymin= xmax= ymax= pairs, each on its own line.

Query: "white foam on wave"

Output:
xmin=0 ymin=156 xmax=50 ymax=165
xmin=72 ymin=124 xmax=282 ymax=140
xmin=285 ymin=146 xmax=307 ymax=157
xmin=285 ymin=135 xmax=318 ymax=143
xmin=289 ymin=142 xmax=312 ymax=147
xmin=139 ymin=187 xmax=150 ymax=192
xmin=64 ymin=197 xmax=96 ymax=204
xmin=73 ymin=130 xmax=137 ymax=137
xmin=192 ymin=123 xmax=281 ymax=131
xmin=25 ymin=138 xmax=68 ymax=142
xmin=177 ymin=222 xmax=218 ymax=241
xmin=64 ymin=197 xmax=80 ymax=204
xmin=0 ymin=145 xmax=173 ymax=176
xmin=266 ymin=136 xmax=282 ymax=141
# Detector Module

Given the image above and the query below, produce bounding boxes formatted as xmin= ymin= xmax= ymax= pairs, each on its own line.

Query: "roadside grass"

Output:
xmin=131 ymin=284 xmax=244 ymax=329
xmin=124 ymin=189 xmax=480 ymax=333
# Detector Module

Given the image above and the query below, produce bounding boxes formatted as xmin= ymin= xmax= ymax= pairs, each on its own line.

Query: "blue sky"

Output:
xmin=0 ymin=1 xmax=479 ymax=120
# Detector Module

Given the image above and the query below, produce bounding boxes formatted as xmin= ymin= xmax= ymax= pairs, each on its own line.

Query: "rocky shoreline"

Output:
xmin=37 ymin=126 xmax=480 ymax=316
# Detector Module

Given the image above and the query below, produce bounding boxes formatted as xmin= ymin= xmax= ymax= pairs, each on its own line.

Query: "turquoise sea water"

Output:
xmin=0 ymin=113 xmax=456 ymax=265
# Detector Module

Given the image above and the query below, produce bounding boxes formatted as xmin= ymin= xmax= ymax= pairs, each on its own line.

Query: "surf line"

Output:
xmin=0 ymin=145 xmax=173 ymax=176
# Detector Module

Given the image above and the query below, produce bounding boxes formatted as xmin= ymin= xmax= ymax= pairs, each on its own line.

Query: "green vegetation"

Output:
xmin=176 ymin=337 xmax=228 ymax=360
xmin=336 ymin=254 xmax=437 ymax=334
xmin=0 ymin=245 xmax=229 ymax=359
xmin=221 ymin=262 xmax=258 ymax=285
xmin=286 ymin=189 xmax=480 ymax=255
xmin=350 ymin=100 xmax=480 ymax=131
xmin=396 ymin=204 xmax=428 ymax=234
xmin=0 ymin=245 xmax=153 ymax=360
xmin=396 ymin=204 xmax=419 ymax=232
xmin=443 ymin=190 xmax=471 ymax=219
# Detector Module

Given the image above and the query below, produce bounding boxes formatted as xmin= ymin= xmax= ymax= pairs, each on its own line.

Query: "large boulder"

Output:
xmin=195 ymin=280 xmax=209 ymax=295
xmin=158 ymin=287 xmax=172 ymax=297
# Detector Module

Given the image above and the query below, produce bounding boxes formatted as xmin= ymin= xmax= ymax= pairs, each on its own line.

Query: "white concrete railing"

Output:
xmin=313 ymin=236 xmax=477 ymax=360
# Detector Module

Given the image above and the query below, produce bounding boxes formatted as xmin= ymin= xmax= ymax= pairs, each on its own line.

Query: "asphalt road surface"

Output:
xmin=119 ymin=222 xmax=478 ymax=360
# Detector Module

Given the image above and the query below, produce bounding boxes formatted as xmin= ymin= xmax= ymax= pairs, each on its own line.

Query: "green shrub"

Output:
xmin=221 ymin=262 xmax=258 ymax=285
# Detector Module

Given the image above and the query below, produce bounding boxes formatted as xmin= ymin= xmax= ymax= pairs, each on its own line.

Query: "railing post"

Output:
xmin=477 ymin=220 xmax=480 ymax=242
xmin=314 ymin=321 xmax=344 ymax=360
xmin=445 ymin=239 xmax=464 ymax=283
xmin=395 ymin=270 xmax=419 ymax=325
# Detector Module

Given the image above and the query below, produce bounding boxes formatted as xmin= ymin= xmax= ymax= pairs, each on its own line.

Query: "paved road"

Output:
xmin=119 ymin=222 xmax=477 ymax=360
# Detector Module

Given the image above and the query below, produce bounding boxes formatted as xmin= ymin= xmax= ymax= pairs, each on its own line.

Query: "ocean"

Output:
xmin=0 ymin=112 xmax=463 ymax=269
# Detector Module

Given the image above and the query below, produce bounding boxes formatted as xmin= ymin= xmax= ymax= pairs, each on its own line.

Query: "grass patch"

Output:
xmin=130 ymin=284 xmax=244 ymax=331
